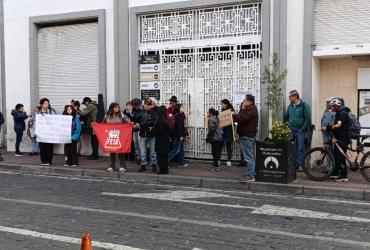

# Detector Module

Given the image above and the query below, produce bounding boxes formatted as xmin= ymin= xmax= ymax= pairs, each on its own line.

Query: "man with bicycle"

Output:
xmin=326 ymin=98 xmax=350 ymax=182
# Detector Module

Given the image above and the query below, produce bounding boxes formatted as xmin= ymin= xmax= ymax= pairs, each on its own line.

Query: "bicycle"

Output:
xmin=303 ymin=134 xmax=370 ymax=181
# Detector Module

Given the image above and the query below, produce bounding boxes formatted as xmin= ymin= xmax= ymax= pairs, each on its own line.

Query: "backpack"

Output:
xmin=348 ymin=112 xmax=361 ymax=138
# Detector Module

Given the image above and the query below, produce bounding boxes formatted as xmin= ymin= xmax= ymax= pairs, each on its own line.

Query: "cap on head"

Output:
xmin=330 ymin=98 xmax=343 ymax=107
xmin=169 ymin=96 xmax=178 ymax=103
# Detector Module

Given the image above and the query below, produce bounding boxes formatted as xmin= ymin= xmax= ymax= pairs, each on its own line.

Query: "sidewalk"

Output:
xmin=0 ymin=152 xmax=370 ymax=201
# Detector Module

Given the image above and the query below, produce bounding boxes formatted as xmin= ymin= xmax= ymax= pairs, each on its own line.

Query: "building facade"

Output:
xmin=0 ymin=0 xmax=312 ymax=158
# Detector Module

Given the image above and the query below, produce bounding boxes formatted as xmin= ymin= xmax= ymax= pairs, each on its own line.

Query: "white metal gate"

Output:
xmin=138 ymin=3 xmax=262 ymax=159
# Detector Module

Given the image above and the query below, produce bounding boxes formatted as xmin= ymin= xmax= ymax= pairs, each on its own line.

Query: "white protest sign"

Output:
xmin=35 ymin=114 xmax=72 ymax=144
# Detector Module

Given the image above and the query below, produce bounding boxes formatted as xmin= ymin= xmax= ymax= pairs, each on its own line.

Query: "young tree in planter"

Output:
xmin=261 ymin=53 xmax=287 ymax=123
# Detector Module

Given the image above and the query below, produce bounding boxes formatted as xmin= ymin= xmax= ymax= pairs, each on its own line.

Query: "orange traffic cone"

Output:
xmin=81 ymin=233 xmax=93 ymax=250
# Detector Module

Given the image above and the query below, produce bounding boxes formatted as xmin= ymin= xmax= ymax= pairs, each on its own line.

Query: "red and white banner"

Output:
xmin=93 ymin=123 xmax=133 ymax=153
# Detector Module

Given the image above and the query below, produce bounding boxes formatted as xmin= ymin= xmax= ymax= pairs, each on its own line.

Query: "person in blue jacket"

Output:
xmin=63 ymin=105 xmax=81 ymax=167
xmin=11 ymin=104 xmax=28 ymax=156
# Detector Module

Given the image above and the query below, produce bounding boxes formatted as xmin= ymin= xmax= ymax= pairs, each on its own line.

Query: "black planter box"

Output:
xmin=255 ymin=140 xmax=297 ymax=183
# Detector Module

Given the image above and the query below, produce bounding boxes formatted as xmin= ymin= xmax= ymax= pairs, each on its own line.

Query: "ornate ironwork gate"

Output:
xmin=138 ymin=3 xmax=262 ymax=159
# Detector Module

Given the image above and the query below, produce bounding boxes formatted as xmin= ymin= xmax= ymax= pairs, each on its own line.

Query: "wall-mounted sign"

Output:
xmin=140 ymin=72 xmax=160 ymax=82
xmin=140 ymin=82 xmax=160 ymax=102
xmin=140 ymin=54 xmax=160 ymax=64
xmin=140 ymin=64 xmax=160 ymax=73
xmin=359 ymin=90 xmax=370 ymax=143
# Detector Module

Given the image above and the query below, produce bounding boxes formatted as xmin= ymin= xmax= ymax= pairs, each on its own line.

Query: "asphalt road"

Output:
xmin=0 ymin=172 xmax=370 ymax=249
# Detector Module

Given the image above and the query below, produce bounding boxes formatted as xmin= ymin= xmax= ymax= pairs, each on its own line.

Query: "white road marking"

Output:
xmin=102 ymin=191 xmax=255 ymax=209
xmin=0 ymin=196 xmax=370 ymax=247
xmin=102 ymin=191 xmax=370 ymax=223
xmin=0 ymin=225 xmax=144 ymax=250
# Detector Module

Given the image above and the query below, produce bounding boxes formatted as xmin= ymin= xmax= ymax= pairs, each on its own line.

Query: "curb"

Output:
xmin=0 ymin=163 xmax=368 ymax=201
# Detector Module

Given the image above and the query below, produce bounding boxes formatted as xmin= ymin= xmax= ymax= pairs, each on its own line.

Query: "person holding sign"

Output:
xmin=63 ymin=105 xmax=81 ymax=167
xmin=220 ymin=99 xmax=235 ymax=167
xmin=37 ymin=98 xmax=56 ymax=166
xmin=103 ymin=102 xmax=131 ymax=172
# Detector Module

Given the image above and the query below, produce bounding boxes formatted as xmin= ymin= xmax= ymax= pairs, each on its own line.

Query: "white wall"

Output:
xmin=285 ymin=0 xmax=304 ymax=101
xmin=130 ymin=0 xmax=186 ymax=7
xmin=3 ymin=0 xmax=115 ymax=152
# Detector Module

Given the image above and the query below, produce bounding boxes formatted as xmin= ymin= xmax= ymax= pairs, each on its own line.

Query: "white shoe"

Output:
xmin=64 ymin=164 xmax=68 ymax=167
xmin=106 ymin=167 xmax=113 ymax=172
xmin=335 ymin=178 xmax=348 ymax=182
xmin=41 ymin=163 xmax=50 ymax=166
xmin=71 ymin=165 xmax=77 ymax=167
xmin=119 ymin=167 xmax=127 ymax=172
xmin=177 ymin=164 xmax=188 ymax=167
xmin=226 ymin=161 xmax=232 ymax=167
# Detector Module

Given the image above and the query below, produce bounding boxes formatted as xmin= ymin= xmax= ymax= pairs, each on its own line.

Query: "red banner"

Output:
xmin=93 ymin=123 xmax=133 ymax=153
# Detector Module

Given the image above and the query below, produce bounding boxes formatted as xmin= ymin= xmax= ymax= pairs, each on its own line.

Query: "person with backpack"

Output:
xmin=11 ymin=103 xmax=29 ymax=156
xmin=206 ymin=108 xmax=223 ymax=172
xmin=80 ymin=97 xmax=99 ymax=160
xmin=233 ymin=94 xmax=259 ymax=182
xmin=37 ymin=98 xmax=56 ymax=166
xmin=326 ymin=98 xmax=351 ymax=182
xmin=321 ymin=97 xmax=336 ymax=144
xmin=221 ymin=99 xmax=235 ymax=167
xmin=63 ymin=105 xmax=81 ymax=167
xmin=285 ymin=90 xmax=311 ymax=172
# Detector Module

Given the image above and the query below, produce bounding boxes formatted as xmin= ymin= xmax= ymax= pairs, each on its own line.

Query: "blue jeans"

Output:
xmin=133 ymin=131 xmax=141 ymax=161
xmin=138 ymin=136 xmax=157 ymax=166
xmin=239 ymin=136 xmax=256 ymax=178
xmin=31 ymin=137 xmax=39 ymax=153
xmin=292 ymin=128 xmax=305 ymax=168
xmin=168 ymin=138 xmax=185 ymax=164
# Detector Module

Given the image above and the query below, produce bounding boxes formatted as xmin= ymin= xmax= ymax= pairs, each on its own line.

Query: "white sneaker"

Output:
xmin=119 ymin=167 xmax=127 ymax=172
xmin=14 ymin=153 xmax=23 ymax=157
xmin=64 ymin=164 xmax=69 ymax=167
xmin=71 ymin=165 xmax=77 ymax=167
xmin=226 ymin=161 xmax=232 ymax=167
xmin=178 ymin=164 xmax=188 ymax=167
xmin=335 ymin=178 xmax=348 ymax=182
xmin=40 ymin=163 xmax=50 ymax=166
xmin=106 ymin=167 xmax=113 ymax=172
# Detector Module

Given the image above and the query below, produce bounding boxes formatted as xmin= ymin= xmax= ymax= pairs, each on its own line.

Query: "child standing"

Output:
xmin=11 ymin=103 xmax=28 ymax=156
xmin=63 ymin=105 xmax=81 ymax=167
xmin=27 ymin=107 xmax=39 ymax=156
xmin=206 ymin=108 xmax=223 ymax=171
xmin=104 ymin=102 xmax=131 ymax=172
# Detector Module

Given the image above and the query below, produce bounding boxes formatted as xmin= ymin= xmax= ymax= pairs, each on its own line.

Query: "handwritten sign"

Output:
xmin=35 ymin=114 xmax=72 ymax=144
xmin=219 ymin=109 xmax=234 ymax=128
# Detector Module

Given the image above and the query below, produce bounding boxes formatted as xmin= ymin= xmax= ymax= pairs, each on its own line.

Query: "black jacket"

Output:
xmin=131 ymin=108 xmax=142 ymax=132
xmin=171 ymin=113 xmax=185 ymax=139
xmin=137 ymin=109 xmax=155 ymax=137
xmin=328 ymin=107 xmax=351 ymax=145
xmin=154 ymin=115 xmax=170 ymax=154
xmin=11 ymin=110 xmax=28 ymax=132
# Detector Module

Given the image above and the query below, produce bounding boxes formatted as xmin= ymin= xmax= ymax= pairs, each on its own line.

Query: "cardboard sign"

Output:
xmin=35 ymin=114 xmax=72 ymax=144
xmin=93 ymin=123 xmax=133 ymax=153
xmin=219 ymin=109 xmax=234 ymax=128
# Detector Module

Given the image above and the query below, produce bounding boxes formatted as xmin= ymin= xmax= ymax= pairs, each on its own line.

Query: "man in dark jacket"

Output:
xmin=233 ymin=94 xmax=258 ymax=182
xmin=137 ymin=99 xmax=157 ymax=172
xmin=131 ymin=98 xmax=143 ymax=164
xmin=11 ymin=104 xmax=28 ymax=156
xmin=80 ymin=97 xmax=99 ymax=160
xmin=327 ymin=98 xmax=350 ymax=182
xmin=0 ymin=111 xmax=4 ymax=161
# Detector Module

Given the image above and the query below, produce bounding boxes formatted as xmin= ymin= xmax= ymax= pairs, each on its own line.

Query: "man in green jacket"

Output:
xmin=80 ymin=97 xmax=99 ymax=160
xmin=285 ymin=90 xmax=311 ymax=171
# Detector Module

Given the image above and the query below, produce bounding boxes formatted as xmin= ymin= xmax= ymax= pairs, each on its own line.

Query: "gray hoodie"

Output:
xmin=207 ymin=115 xmax=223 ymax=142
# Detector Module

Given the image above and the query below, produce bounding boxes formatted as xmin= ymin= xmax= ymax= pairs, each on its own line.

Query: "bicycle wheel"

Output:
xmin=304 ymin=147 xmax=335 ymax=181
xmin=360 ymin=151 xmax=370 ymax=182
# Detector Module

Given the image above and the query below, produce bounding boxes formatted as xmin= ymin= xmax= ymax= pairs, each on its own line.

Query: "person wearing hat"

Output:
xmin=321 ymin=97 xmax=336 ymax=145
xmin=79 ymin=97 xmax=99 ymax=160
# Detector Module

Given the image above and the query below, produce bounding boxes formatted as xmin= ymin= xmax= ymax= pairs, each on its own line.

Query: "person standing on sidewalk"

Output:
xmin=206 ymin=108 xmax=223 ymax=171
xmin=167 ymin=104 xmax=187 ymax=167
xmin=131 ymin=98 xmax=143 ymax=165
xmin=321 ymin=97 xmax=336 ymax=145
xmin=327 ymin=98 xmax=350 ymax=182
xmin=63 ymin=105 xmax=81 ymax=167
xmin=221 ymin=99 xmax=235 ymax=167
xmin=11 ymin=104 xmax=28 ymax=156
xmin=285 ymin=90 xmax=311 ymax=171
xmin=104 ymin=102 xmax=131 ymax=172
xmin=137 ymin=99 xmax=157 ymax=172
xmin=233 ymin=94 xmax=258 ymax=182
xmin=79 ymin=97 xmax=99 ymax=160
xmin=0 ymin=111 xmax=4 ymax=161
xmin=154 ymin=106 xmax=171 ymax=174
xmin=27 ymin=106 xmax=40 ymax=156
xmin=37 ymin=98 xmax=56 ymax=166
